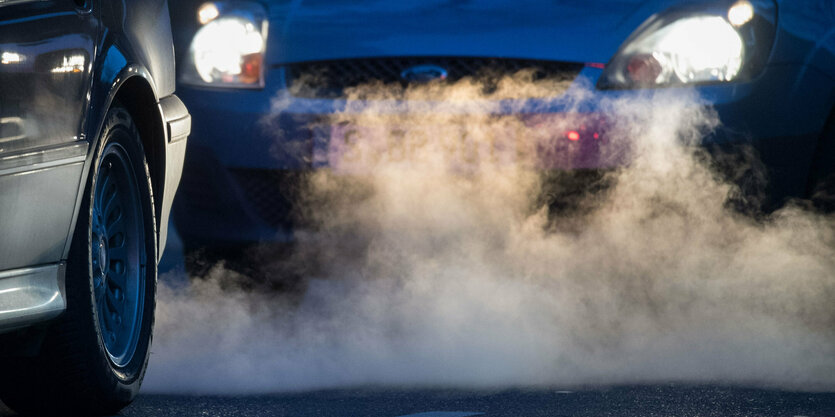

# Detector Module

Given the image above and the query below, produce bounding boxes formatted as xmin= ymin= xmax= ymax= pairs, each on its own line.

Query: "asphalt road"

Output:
xmin=2 ymin=385 xmax=834 ymax=417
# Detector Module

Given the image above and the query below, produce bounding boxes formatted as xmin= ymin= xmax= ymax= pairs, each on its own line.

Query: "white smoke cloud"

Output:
xmin=144 ymin=75 xmax=835 ymax=394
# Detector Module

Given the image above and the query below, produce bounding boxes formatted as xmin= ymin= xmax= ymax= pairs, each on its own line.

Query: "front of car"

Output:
xmin=169 ymin=0 xmax=835 ymax=255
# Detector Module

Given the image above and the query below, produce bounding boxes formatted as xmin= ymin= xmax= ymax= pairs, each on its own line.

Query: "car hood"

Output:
xmin=265 ymin=0 xmax=684 ymax=65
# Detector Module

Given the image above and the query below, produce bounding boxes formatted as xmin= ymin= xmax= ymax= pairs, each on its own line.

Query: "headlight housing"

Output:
xmin=180 ymin=1 xmax=268 ymax=89
xmin=598 ymin=0 xmax=776 ymax=89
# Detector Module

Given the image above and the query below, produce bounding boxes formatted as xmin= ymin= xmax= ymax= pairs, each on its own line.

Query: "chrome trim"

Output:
xmin=0 ymin=141 xmax=88 ymax=177
xmin=0 ymin=263 xmax=66 ymax=333
xmin=0 ymin=0 xmax=49 ymax=7
xmin=400 ymin=64 xmax=449 ymax=83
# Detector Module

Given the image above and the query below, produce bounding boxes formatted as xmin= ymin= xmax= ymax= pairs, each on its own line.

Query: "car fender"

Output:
xmin=63 ymin=31 xmax=181 ymax=263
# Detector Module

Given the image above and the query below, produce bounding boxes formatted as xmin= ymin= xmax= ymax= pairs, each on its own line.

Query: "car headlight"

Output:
xmin=180 ymin=1 xmax=268 ymax=89
xmin=598 ymin=0 xmax=776 ymax=89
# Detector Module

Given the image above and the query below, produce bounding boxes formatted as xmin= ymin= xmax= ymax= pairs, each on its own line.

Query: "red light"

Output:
xmin=593 ymin=133 xmax=600 ymax=140
xmin=240 ymin=53 xmax=263 ymax=84
xmin=566 ymin=131 xmax=580 ymax=141
xmin=585 ymin=62 xmax=606 ymax=69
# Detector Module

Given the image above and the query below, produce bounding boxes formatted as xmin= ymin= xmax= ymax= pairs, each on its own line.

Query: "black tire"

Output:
xmin=0 ymin=105 xmax=157 ymax=415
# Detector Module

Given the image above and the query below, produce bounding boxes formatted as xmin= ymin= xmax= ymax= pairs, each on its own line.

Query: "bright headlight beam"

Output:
xmin=191 ymin=17 xmax=264 ymax=83
xmin=728 ymin=1 xmax=755 ymax=27
xmin=625 ymin=16 xmax=744 ymax=84
xmin=601 ymin=2 xmax=766 ymax=88
xmin=657 ymin=17 xmax=744 ymax=82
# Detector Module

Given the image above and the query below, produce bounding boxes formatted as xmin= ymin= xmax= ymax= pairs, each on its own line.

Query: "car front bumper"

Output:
xmin=158 ymin=95 xmax=192 ymax=262
xmin=173 ymin=63 xmax=832 ymax=249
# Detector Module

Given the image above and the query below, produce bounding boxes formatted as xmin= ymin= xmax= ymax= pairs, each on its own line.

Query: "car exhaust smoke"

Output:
xmin=144 ymin=73 xmax=835 ymax=394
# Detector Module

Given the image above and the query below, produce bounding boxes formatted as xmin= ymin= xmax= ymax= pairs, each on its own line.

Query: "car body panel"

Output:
xmin=0 ymin=264 xmax=66 ymax=334
xmin=158 ymin=95 xmax=191 ymax=257
xmin=771 ymin=0 xmax=835 ymax=78
xmin=0 ymin=0 xmax=190 ymax=332
xmin=0 ymin=0 xmax=99 ymax=271
xmin=0 ymin=145 xmax=87 ymax=270
xmin=266 ymin=0 xmax=657 ymax=65
xmin=80 ymin=0 xmax=182 ymax=259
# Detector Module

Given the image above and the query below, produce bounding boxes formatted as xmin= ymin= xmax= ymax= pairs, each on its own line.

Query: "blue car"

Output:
xmin=169 ymin=0 xmax=834 ymax=270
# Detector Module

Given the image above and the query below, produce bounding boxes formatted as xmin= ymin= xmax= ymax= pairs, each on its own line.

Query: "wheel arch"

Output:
xmin=63 ymin=66 xmax=167 ymax=260
xmin=111 ymin=74 xmax=167 ymax=227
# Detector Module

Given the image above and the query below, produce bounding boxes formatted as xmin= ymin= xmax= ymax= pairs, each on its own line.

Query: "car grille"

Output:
xmin=231 ymin=169 xmax=306 ymax=229
xmin=283 ymin=57 xmax=585 ymax=99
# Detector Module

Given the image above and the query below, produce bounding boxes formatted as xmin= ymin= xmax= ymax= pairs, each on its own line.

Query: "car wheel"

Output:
xmin=0 ymin=105 xmax=157 ymax=416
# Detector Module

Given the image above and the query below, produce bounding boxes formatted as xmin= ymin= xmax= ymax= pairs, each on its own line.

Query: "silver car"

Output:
xmin=0 ymin=0 xmax=190 ymax=415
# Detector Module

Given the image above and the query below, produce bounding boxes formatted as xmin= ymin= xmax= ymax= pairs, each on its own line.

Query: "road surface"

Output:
xmin=2 ymin=385 xmax=833 ymax=416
